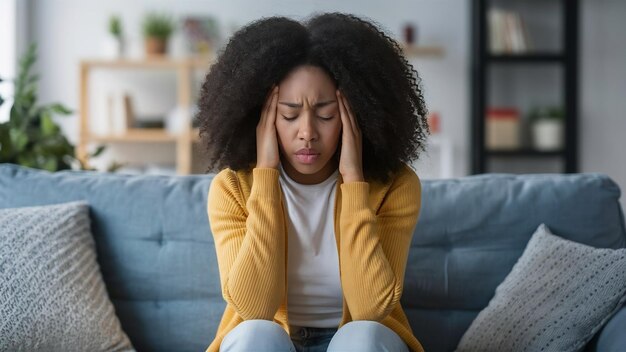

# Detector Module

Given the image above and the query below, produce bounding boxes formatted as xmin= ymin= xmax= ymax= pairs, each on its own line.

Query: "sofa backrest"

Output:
xmin=1 ymin=164 xmax=624 ymax=352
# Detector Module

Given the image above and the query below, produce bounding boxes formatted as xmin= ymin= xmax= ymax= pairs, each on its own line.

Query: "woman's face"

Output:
xmin=276 ymin=65 xmax=342 ymax=185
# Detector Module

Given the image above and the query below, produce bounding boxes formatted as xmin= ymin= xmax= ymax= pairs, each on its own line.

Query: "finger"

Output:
xmin=336 ymin=90 xmax=349 ymax=136
xmin=341 ymin=92 xmax=358 ymax=134
xmin=262 ymin=86 xmax=278 ymax=126
xmin=337 ymin=90 xmax=356 ymax=135
xmin=260 ymin=89 xmax=271 ymax=126
xmin=268 ymin=86 xmax=279 ymax=127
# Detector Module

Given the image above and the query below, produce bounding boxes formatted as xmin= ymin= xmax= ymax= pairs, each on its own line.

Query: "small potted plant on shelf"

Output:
xmin=528 ymin=106 xmax=564 ymax=151
xmin=142 ymin=12 xmax=175 ymax=57
xmin=103 ymin=14 xmax=124 ymax=59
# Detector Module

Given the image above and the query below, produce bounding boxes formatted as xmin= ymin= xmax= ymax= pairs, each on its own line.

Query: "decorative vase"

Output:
xmin=532 ymin=119 xmax=563 ymax=151
xmin=145 ymin=37 xmax=167 ymax=56
xmin=102 ymin=34 xmax=123 ymax=59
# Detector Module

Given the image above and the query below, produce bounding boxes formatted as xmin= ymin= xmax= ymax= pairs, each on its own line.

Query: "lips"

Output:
xmin=295 ymin=148 xmax=320 ymax=155
xmin=295 ymin=148 xmax=320 ymax=164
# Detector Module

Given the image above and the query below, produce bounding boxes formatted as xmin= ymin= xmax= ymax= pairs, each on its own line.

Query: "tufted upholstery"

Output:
xmin=1 ymin=164 xmax=625 ymax=352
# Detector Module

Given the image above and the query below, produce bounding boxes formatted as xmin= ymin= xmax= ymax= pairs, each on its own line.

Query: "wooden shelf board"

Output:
xmin=486 ymin=149 xmax=565 ymax=157
xmin=87 ymin=128 xmax=200 ymax=143
xmin=81 ymin=56 xmax=213 ymax=69
xmin=487 ymin=53 xmax=565 ymax=63
xmin=400 ymin=44 xmax=445 ymax=57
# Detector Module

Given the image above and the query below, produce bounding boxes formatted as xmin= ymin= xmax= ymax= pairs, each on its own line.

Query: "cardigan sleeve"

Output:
xmin=339 ymin=166 xmax=422 ymax=321
xmin=207 ymin=167 xmax=286 ymax=321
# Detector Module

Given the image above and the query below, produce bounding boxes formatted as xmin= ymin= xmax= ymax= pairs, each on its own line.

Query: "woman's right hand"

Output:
xmin=256 ymin=85 xmax=280 ymax=169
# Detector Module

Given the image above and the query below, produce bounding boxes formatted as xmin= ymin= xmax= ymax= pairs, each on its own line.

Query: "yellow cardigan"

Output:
xmin=205 ymin=163 xmax=424 ymax=352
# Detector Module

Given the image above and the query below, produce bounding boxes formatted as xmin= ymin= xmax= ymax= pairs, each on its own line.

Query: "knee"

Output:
xmin=220 ymin=319 xmax=295 ymax=352
xmin=327 ymin=321 xmax=408 ymax=352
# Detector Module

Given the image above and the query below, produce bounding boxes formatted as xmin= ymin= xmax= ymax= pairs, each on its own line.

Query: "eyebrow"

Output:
xmin=278 ymin=100 xmax=336 ymax=108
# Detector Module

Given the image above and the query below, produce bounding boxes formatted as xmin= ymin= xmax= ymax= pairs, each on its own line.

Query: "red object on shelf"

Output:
xmin=486 ymin=107 xmax=520 ymax=150
xmin=404 ymin=24 xmax=416 ymax=45
xmin=427 ymin=112 xmax=440 ymax=134
xmin=486 ymin=108 xmax=519 ymax=119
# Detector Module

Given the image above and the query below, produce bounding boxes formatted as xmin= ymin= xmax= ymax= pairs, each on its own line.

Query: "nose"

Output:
xmin=297 ymin=112 xmax=318 ymax=142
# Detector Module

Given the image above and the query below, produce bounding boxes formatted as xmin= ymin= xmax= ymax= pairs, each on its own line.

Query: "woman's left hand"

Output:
xmin=336 ymin=89 xmax=364 ymax=183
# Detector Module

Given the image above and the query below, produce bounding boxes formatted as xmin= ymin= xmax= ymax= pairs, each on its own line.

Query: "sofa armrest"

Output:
xmin=587 ymin=304 xmax=626 ymax=352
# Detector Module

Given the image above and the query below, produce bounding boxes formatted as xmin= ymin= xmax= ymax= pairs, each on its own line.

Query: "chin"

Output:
xmin=291 ymin=162 xmax=323 ymax=175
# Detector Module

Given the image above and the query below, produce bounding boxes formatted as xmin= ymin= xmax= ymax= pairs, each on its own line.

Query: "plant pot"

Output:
xmin=102 ymin=35 xmax=123 ymax=59
xmin=145 ymin=37 xmax=167 ymax=56
xmin=532 ymin=119 xmax=563 ymax=151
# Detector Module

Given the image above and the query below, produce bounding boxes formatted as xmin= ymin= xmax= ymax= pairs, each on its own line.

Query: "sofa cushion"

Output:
xmin=455 ymin=224 xmax=626 ymax=352
xmin=0 ymin=201 xmax=135 ymax=352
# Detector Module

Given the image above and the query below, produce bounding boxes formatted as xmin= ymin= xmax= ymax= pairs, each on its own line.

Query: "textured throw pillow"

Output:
xmin=0 ymin=201 xmax=135 ymax=352
xmin=456 ymin=223 xmax=626 ymax=352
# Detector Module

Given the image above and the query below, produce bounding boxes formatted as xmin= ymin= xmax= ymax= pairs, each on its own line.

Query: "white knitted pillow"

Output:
xmin=456 ymin=224 xmax=626 ymax=352
xmin=0 ymin=201 xmax=135 ymax=352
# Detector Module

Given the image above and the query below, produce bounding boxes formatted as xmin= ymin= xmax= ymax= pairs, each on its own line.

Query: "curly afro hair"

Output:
xmin=197 ymin=12 xmax=429 ymax=184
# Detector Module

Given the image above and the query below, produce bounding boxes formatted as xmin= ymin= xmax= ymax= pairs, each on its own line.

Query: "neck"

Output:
xmin=280 ymin=157 xmax=338 ymax=185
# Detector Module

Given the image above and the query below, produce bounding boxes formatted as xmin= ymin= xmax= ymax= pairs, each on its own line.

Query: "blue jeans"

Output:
xmin=220 ymin=319 xmax=410 ymax=352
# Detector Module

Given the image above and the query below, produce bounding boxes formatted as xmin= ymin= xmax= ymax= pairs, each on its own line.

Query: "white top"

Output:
xmin=278 ymin=162 xmax=343 ymax=328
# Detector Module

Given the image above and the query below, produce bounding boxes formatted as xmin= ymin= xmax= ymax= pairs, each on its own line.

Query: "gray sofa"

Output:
xmin=1 ymin=163 xmax=624 ymax=352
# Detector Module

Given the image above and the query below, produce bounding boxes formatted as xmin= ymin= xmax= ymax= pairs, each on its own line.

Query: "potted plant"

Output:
xmin=0 ymin=43 xmax=109 ymax=171
xmin=103 ymin=15 xmax=124 ymax=59
xmin=528 ymin=106 xmax=564 ymax=151
xmin=142 ymin=12 xmax=175 ymax=56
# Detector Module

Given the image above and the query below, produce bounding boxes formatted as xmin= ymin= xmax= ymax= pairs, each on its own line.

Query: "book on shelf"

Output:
xmin=488 ymin=8 xmax=532 ymax=54
xmin=105 ymin=91 xmax=134 ymax=135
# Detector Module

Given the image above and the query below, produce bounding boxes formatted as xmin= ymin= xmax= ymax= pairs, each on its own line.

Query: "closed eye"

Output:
xmin=282 ymin=115 xmax=334 ymax=121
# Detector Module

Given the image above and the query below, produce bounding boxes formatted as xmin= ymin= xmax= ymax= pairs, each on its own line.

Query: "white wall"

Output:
xmin=0 ymin=0 xmax=30 ymax=123
xmin=22 ymin=0 xmax=626 ymax=208
xmin=0 ymin=0 xmax=17 ymax=123
xmin=581 ymin=0 xmax=626 ymax=210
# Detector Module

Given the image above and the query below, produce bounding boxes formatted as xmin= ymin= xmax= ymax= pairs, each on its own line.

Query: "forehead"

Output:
xmin=279 ymin=65 xmax=336 ymax=96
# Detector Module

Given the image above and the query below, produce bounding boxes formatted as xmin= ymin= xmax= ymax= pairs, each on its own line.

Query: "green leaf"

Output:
xmin=41 ymin=157 xmax=58 ymax=171
xmin=90 ymin=145 xmax=106 ymax=157
xmin=0 ymin=124 xmax=14 ymax=159
xmin=40 ymin=111 xmax=60 ymax=136
xmin=10 ymin=102 xmax=25 ymax=126
xmin=26 ymin=74 xmax=40 ymax=85
xmin=109 ymin=15 xmax=123 ymax=37
xmin=142 ymin=12 xmax=175 ymax=39
xmin=49 ymin=103 xmax=72 ymax=115
xmin=9 ymin=129 xmax=29 ymax=152
xmin=16 ymin=152 xmax=36 ymax=168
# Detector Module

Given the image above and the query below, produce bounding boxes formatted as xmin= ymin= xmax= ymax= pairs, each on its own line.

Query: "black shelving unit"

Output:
xmin=471 ymin=0 xmax=579 ymax=174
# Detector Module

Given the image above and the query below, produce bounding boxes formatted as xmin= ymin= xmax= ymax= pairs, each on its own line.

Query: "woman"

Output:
xmin=198 ymin=12 xmax=429 ymax=352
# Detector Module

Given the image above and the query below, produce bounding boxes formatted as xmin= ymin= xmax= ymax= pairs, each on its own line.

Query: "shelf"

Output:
xmin=400 ymin=44 xmax=445 ymax=58
xmin=87 ymin=128 xmax=200 ymax=143
xmin=81 ymin=56 xmax=213 ymax=70
xmin=486 ymin=149 xmax=564 ymax=157
xmin=471 ymin=0 xmax=578 ymax=174
xmin=487 ymin=53 xmax=565 ymax=63
xmin=78 ymin=55 xmax=206 ymax=175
